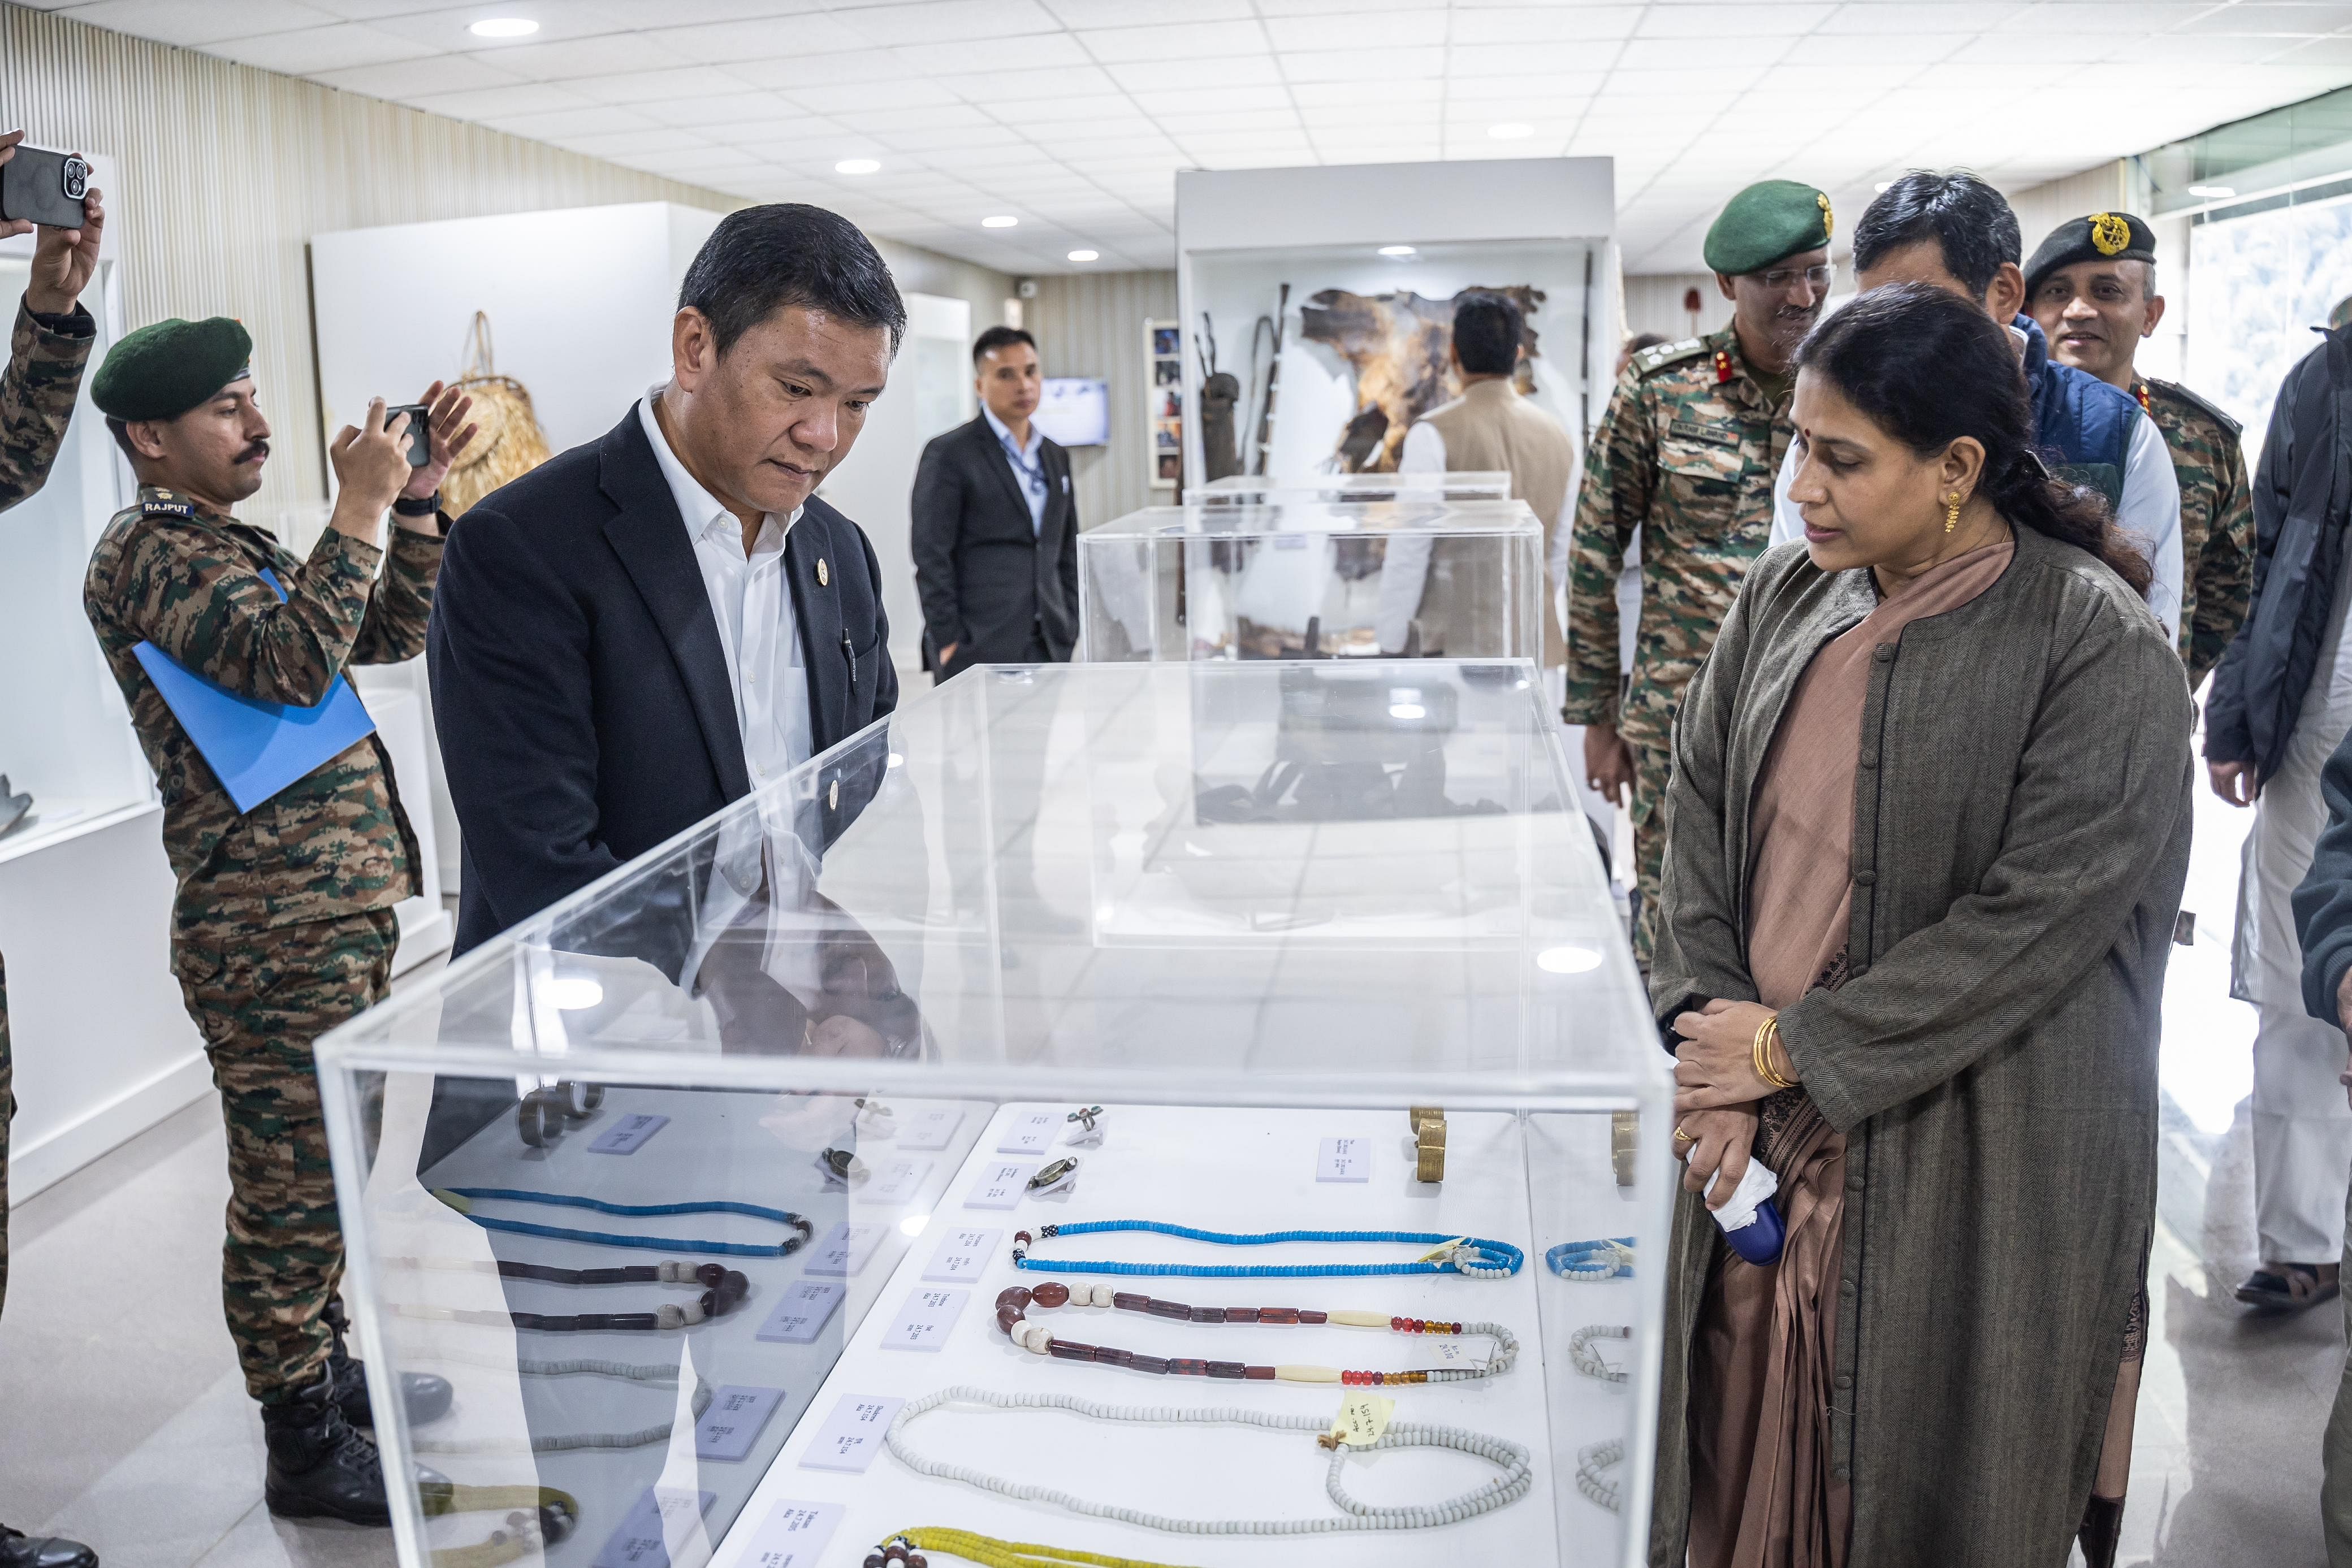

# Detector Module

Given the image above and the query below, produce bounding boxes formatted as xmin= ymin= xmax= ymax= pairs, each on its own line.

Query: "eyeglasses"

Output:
xmin=1759 ymin=264 xmax=1835 ymax=290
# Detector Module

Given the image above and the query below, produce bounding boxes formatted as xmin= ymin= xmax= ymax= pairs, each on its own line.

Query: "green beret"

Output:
xmin=2024 ymin=212 xmax=2156 ymax=296
xmin=1704 ymin=180 xmax=1834 ymax=276
xmin=92 ymin=317 xmax=252 ymax=421
xmin=2331 ymin=296 xmax=2352 ymax=332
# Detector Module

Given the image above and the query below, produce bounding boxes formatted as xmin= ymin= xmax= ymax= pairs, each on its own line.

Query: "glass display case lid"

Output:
xmin=1198 ymin=471 xmax=1514 ymax=500
xmin=1086 ymin=499 xmax=1542 ymax=540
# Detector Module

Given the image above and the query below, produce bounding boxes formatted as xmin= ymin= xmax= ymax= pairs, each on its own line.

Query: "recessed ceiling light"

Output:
xmin=982 ymin=215 xmax=1018 ymax=228
xmin=1875 ymin=180 xmax=1895 ymax=193
xmin=2187 ymin=183 xmax=2236 ymax=199
xmin=835 ymin=158 xmax=880 ymax=175
xmin=1067 ymin=249 xmax=1099 ymax=262
xmin=468 ymin=16 xmax=539 ymax=38
xmin=1488 ymin=122 xmax=1534 ymax=140
xmin=1377 ymin=244 xmax=1416 ymax=257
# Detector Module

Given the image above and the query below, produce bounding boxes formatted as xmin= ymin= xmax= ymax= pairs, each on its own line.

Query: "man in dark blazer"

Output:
xmin=911 ymin=325 xmax=1079 ymax=680
xmin=429 ymin=204 xmax=902 ymax=962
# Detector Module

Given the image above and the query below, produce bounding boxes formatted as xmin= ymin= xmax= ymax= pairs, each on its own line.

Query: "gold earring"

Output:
xmin=1945 ymin=492 xmax=1961 ymax=533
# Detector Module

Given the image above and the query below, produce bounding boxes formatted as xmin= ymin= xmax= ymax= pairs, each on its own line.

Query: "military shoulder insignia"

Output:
xmin=2089 ymin=213 xmax=2131 ymax=257
xmin=1631 ymin=337 xmax=1707 ymax=378
xmin=2145 ymin=377 xmax=2242 ymax=440
xmin=1818 ymin=191 xmax=1834 ymax=241
xmin=1713 ymin=348 xmax=1734 ymax=384
xmin=140 ymin=497 xmax=196 ymax=519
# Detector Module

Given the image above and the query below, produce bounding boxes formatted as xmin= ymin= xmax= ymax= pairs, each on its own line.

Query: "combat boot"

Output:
xmin=0 ymin=1525 xmax=98 ymax=1568
xmin=261 ymin=1371 xmax=396 ymax=1525
xmin=321 ymin=1298 xmax=453 ymax=1427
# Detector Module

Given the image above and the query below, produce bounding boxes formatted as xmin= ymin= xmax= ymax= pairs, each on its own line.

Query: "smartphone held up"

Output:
xmin=0 ymin=144 xmax=92 ymax=229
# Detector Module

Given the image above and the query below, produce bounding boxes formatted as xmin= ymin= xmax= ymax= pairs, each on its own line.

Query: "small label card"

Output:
xmin=593 ymin=1486 xmax=714 ymax=1568
xmin=755 ymin=1279 xmax=846 ymax=1344
xmin=1318 ymin=1136 xmax=1372 ymax=1182
xmin=803 ymin=1220 xmax=885 ymax=1277
xmin=693 ymin=1384 xmax=785 ymax=1462
xmin=588 ymin=1113 xmax=669 ymax=1155
xmin=996 ymin=1108 xmax=1060 ymax=1155
xmin=740 ymin=1501 xmax=844 ymax=1568
xmin=964 ymin=1161 xmax=1035 ymax=1210
xmin=880 ymin=1286 xmax=967 ymax=1351
xmin=864 ymin=1156 xmax=933 ymax=1206
xmin=798 ymin=1393 xmax=904 ymax=1474
xmin=896 ymin=1106 xmax=966 ymax=1152
xmin=1432 ymin=1337 xmax=1494 ymax=1368
xmin=923 ymin=1225 xmax=1000 ymax=1283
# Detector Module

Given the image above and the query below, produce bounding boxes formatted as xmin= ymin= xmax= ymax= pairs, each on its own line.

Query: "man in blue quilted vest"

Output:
xmin=1770 ymin=172 xmax=2181 ymax=642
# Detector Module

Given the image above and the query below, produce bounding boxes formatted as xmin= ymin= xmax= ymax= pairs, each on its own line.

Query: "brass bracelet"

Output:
xmin=1753 ymin=1015 xmax=1798 ymax=1091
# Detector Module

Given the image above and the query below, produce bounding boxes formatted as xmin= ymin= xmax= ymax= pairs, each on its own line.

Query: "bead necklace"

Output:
xmin=1545 ymin=1237 xmax=1635 ymax=1280
xmin=994 ymin=1280 xmax=1517 ymax=1386
xmin=1576 ymin=1439 xmax=1624 ymax=1513
xmin=866 ymin=1528 xmax=1196 ymax=1568
xmin=416 ymin=1481 xmax=578 ymax=1568
xmin=1569 ymin=1323 xmax=1631 ymax=1383
xmin=432 ymin=1188 xmax=814 ymax=1258
xmin=887 ymin=1385 xmax=1532 ymax=1534
xmin=391 ymin=1263 xmax=747 ymax=1332
xmin=417 ymin=1378 xmax=715 ymax=1456
xmin=1013 ymin=1222 xmax=1523 ymax=1280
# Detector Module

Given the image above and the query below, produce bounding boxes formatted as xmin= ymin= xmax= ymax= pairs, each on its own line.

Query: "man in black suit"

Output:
xmin=911 ymin=325 xmax=1079 ymax=681
xmin=429 ymin=203 xmax=902 ymax=961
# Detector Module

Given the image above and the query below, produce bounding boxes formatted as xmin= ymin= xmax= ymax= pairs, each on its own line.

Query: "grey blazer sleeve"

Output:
xmin=1782 ymin=597 xmax=2194 ymax=1132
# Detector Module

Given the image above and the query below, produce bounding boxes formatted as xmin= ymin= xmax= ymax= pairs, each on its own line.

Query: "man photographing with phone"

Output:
xmin=79 ymin=317 xmax=475 ymax=1528
xmin=0 ymin=124 xmax=103 ymax=1568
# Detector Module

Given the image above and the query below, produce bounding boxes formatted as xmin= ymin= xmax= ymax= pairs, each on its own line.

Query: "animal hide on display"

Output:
xmin=1296 ymin=285 xmax=1544 ymax=472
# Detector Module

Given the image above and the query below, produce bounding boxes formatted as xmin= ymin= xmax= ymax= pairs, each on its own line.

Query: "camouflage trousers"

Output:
xmin=172 ymin=909 xmax=396 ymax=1405
xmin=1631 ymin=739 xmax=1673 ymax=968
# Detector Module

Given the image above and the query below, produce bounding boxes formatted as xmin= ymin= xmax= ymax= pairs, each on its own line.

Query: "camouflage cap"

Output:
xmin=2024 ymin=211 xmax=2156 ymax=296
xmin=92 ymin=316 xmax=252 ymax=421
xmin=1704 ymin=180 xmax=1834 ymax=276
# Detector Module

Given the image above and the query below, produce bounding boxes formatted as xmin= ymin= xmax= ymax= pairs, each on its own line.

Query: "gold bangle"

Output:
xmin=1753 ymin=1015 xmax=1798 ymax=1091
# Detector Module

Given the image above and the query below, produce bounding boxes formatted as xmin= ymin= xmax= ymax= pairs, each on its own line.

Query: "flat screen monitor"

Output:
xmin=1034 ymin=376 xmax=1110 ymax=447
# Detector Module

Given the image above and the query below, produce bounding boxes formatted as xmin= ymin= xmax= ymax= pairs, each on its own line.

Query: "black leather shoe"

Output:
xmin=322 ymin=1299 xmax=453 ymax=1427
xmin=262 ymin=1372 xmax=448 ymax=1526
xmin=0 ymin=1526 xmax=98 ymax=1568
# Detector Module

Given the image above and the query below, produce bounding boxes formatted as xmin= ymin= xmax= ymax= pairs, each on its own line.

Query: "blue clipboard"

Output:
xmin=132 ymin=568 xmax=377 ymax=815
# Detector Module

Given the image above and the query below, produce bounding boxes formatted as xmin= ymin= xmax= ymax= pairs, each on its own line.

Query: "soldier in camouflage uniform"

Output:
xmin=81 ymin=315 xmax=473 ymax=1527
xmin=1566 ymin=180 xmax=1834 ymax=963
xmin=0 ymin=131 xmax=103 ymax=1568
xmin=2025 ymin=211 xmax=2254 ymax=685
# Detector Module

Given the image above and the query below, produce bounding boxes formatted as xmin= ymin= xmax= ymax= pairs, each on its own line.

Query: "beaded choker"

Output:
xmin=993 ymin=1280 xmax=1517 ymax=1386
xmin=886 ymin=1385 xmax=1533 ymax=1534
xmin=433 ymin=1188 xmax=814 ymax=1258
xmin=1012 ymin=1221 xmax=1523 ymax=1279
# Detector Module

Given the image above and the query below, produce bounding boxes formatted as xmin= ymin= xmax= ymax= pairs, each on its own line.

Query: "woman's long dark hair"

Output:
xmin=1791 ymin=281 xmax=2154 ymax=596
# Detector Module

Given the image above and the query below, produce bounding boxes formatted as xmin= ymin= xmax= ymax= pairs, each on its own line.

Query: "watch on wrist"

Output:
xmin=392 ymin=491 xmax=441 ymax=517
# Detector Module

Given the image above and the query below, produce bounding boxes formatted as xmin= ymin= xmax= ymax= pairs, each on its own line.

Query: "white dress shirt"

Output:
xmin=638 ymin=388 xmax=811 ymax=789
xmin=983 ymin=404 xmax=1049 ymax=536
xmin=1765 ymin=390 xmax=2184 ymax=643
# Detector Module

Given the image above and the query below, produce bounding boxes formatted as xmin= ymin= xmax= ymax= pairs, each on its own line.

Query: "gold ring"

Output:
xmin=1673 ymin=1125 xmax=1694 ymax=1143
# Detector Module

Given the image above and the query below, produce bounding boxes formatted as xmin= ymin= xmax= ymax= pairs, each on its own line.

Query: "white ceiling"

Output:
xmin=28 ymin=0 xmax=2352 ymax=274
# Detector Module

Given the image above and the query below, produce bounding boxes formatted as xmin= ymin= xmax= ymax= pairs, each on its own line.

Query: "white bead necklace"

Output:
xmin=885 ymin=1384 xmax=1533 ymax=1534
xmin=1570 ymin=1323 xmax=1632 ymax=1383
xmin=1576 ymin=1439 xmax=1624 ymax=1513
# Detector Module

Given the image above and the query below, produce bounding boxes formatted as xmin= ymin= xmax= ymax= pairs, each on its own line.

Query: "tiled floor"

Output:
xmin=1 ymin=785 xmax=2344 ymax=1566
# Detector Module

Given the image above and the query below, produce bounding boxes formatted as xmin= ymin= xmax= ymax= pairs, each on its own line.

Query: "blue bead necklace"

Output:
xmin=1545 ymin=1237 xmax=1636 ymax=1280
xmin=1012 ymin=1221 xmax=1523 ymax=1280
xmin=432 ymin=1188 xmax=815 ymax=1259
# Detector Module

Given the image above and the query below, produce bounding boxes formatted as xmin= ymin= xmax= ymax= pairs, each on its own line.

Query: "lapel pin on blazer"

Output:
xmin=817 ymin=557 xmax=829 ymax=587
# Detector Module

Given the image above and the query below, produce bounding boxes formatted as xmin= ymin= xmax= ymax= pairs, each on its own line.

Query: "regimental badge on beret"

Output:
xmin=1818 ymin=192 xmax=1834 ymax=241
xmin=2090 ymin=213 xmax=2131 ymax=257
xmin=92 ymin=315 xmax=254 ymax=423
xmin=1703 ymin=179 xmax=1835 ymax=278
xmin=2023 ymin=211 xmax=2157 ymax=297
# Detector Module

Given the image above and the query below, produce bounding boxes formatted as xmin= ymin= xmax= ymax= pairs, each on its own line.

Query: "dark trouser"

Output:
xmin=171 ymin=909 xmax=397 ymax=1404
xmin=1 ymin=953 xmax=10 ymax=1319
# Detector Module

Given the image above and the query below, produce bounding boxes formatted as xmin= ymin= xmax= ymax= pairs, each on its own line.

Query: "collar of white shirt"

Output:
xmin=639 ymin=386 xmax=803 ymax=556
xmin=981 ymin=402 xmax=1043 ymax=466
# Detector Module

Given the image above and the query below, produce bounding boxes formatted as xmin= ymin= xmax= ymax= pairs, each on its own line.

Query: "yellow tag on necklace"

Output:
xmin=1329 ymin=1390 xmax=1394 ymax=1447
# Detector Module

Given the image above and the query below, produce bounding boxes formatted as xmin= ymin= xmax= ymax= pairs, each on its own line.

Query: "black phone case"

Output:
xmin=0 ymin=148 xmax=88 ymax=228
xmin=387 ymin=404 xmax=432 ymax=467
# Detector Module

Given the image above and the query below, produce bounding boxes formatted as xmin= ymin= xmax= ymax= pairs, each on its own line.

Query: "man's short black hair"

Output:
xmin=1452 ymin=292 xmax=1523 ymax=377
xmin=972 ymin=326 xmax=1037 ymax=367
xmin=1853 ymin=171 xmax=2021 ymax=300
xmin=678 ymin=203 xmax=906 ymax=357
xmin=104 ymin=415 xmax=140 ymax=461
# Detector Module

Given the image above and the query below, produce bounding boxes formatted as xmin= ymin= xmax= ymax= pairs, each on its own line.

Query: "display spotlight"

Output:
xmin=982 ymin=215 xmax=1019 ymax=228
xmin=1067 ymin=249 xmax=1099 ymax=262
xmin=1377 ymin=244 xmax=1416 ymax=257
xmin=469 ymin=17 xmax=539 ymax=37
xmin=1488 ymin=122 xmax=1534 ymax=140
xmin=835 ymin=158 xmax=881 ymax=175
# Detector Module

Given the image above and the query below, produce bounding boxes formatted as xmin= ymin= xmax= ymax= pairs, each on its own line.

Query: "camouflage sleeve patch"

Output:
xmin=1563 ymin=377 xmax=1654 ymax=727
xmin=2189 ymin=434 xmax=2255 ymax=687
xmin=97 ymin=513 xmax=386 ymax=706
xmin=351 ymin=524 xmax=444 ymax=665
xmin=0 ymin=300 xmax=96 ymax=512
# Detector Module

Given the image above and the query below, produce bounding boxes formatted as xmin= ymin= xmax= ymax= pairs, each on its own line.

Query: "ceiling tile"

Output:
xmin=1042 ymin=0 xmax=1253 ymax=21
xmin=1080 ymin=19 xmax=1269 ymax=62
xmin=634 ymin=91 xmax=810 ymax=128
xmin=1278 ymin=46 xmax=1443 ymax=82
xmin=1451 ymin=6 xmax=1643 ymax=44
xmin=201 ymin=23 xmax=436 ymax=73
xmin=988 ymin=92 xmax=1151 ymax=123
xmin=1106 ymin=55 xmax=1283 ymax=91
xmin=835 ymin=0 xmax=1063 ymax=46
xmin=360 ymin=3 xmax=640 ymax=51
xmin=1817 ymin=1 xmax=2029 ymax=29
xmin=1262 ymin=11 xmax=1449 ymax=48
xmin=830 ymin=103 xmax=1003 ymax=133
xmin=893 ymin=32 xmax=1096 ymax=75
xmin=1284 ymin=77 xmax=1445 ymax=106
xmin=725 ymin=49 xmax=907 ymax=89
xmin=955 ymin=63 xmax=1122 ymax=100
xmin=784 ymin=77 xmax=966 ymax=114
xmin=315 ymin=52 xmax=526 ymax=96
xmin=642 ymin=14 xmax=873 ymax=63
xmin=1614 ymin=36 xmax=1795 ymax=70
xmin=462 ymin=33 xmax=698 ymax=81
xmin=404 ymin=81 xmax=594 ymax=119
xmin=1791 ymin=31 xmax=1970 ymax=64
xmin=481 ymin=105 xmax=660 ymax=140
xmin=61 ymin=0 xmax=340 ymax=47
xmin=1636 ymin=2 xmax=1836 ymax=34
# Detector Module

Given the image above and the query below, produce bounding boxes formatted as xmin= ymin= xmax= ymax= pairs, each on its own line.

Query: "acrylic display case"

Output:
xmin=1077 ymin=499 xmax=1542 ymax=664
xmin=1197 ymin=471 xmax=1514 ymax=504
xmin=318 ymin=659 xmax=1673 ymax=1568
